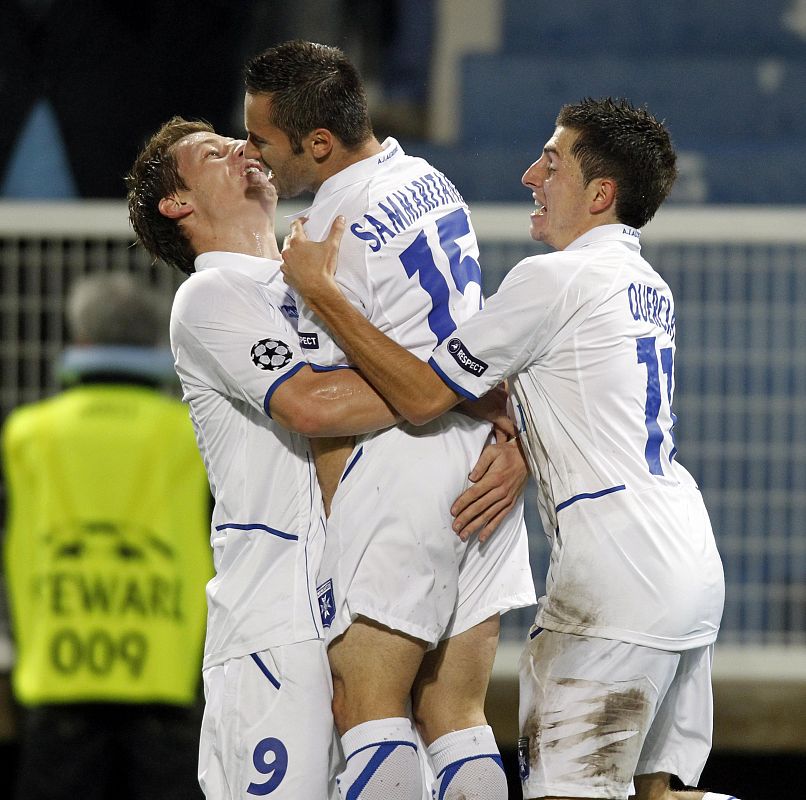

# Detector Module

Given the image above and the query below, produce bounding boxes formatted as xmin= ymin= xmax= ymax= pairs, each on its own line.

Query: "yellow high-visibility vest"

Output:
xmin=2 ymin=384 xmax=212 ymax=706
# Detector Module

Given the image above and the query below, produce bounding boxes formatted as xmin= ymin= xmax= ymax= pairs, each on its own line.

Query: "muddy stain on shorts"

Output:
xmin=575 ymin=683 xmax=651 ymax=784
xmin=523 ymin=676 xmax=652 ymax=788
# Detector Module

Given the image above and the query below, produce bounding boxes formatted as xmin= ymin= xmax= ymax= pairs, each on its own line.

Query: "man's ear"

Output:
xmin=590 ymin=178 xmax=617 ymax=216
xmin=158 ymin=196 xmax=193 ymax=220
xmin=309 ymin=128 xmax=334 ymax=161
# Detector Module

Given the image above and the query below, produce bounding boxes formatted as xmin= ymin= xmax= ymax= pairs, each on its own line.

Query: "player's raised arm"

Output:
xmin=281 ymin=217 xmax=462 ymax=425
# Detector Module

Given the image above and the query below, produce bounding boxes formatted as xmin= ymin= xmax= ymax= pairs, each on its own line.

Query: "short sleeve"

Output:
xmin=429 ymin=252 xmax=599 ymax=399
xmin=170 ymin=270 xmax=307 ymax=416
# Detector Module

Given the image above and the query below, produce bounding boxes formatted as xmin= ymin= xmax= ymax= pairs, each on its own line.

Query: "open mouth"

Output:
xmin=242 ymin=162 xmax=274 ymax=191
xmin=242 ymin=160 xmax=273 ymax=181
xmin=531 ymin=201 xmax=546 ymax=217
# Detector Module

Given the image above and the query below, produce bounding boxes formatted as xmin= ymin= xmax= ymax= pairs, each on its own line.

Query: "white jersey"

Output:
xmin=293 ymin=138 xmax=534 ymax=642
xmin=170 ymin=252 xmax=325 ymax=669
xmin=430 ymin=224 xmax=725 ymax=650
xmin=294 ymin=137 xmax=483 ymax=364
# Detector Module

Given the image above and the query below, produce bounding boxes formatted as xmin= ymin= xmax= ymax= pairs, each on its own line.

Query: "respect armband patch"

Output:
xmin=447 ymin=337 xmax=488 ymax=376
xmin=298 ymin=332 xmax=319 ymax=350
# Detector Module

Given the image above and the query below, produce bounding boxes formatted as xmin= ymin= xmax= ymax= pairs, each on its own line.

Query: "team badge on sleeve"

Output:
xmin=317 ymin=579 xmax=335 ymax=628
xmin=250 ymin=338 xmax=293 ymax=371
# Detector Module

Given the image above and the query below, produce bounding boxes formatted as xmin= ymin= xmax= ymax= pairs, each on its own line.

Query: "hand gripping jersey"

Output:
xmin=170 ymin=252 xmax=325 ymax=668
xmin=431 ymin=225 xmax=725 ymax=650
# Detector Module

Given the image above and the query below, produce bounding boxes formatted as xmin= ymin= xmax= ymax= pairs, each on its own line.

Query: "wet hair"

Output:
xmin=556 ymin=97 xmax=678 ymax=228
xmin=244 ymin=39 xmax=373 ymax=153
xmin=67 ymin=273 xmax=169 ymax=347
xmin=125 ymin=116 xmax=214 ymax=275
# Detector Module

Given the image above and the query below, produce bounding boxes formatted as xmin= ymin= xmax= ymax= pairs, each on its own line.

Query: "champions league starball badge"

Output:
xmin=250 ymin=338 xmax=293 ymax=371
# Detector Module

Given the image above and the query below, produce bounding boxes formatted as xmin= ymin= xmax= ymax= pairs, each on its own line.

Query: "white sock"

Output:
xmin=427 ymin=724 xmax=508 ymax=800
xmin=702 ymin=794 xmax=741 ymax=800
xmin=337 ymin=717 xmax=423 ymax=800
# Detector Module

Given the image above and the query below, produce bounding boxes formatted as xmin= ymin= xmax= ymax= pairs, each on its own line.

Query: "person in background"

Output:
xmin=2 ymin=272 xmax=212 ymax=800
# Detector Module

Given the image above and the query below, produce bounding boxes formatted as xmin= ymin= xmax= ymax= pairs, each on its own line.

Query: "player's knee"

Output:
xmin=633 ymin=771 xmax=674 ymax=800
xmin=409 ymin=700 xmax=430 ymax=744
xmin=330 ymin=675 xmax=381 ymax=733
xmin=412 ymin=694 xmax=486 ymax=746
xmin=330 ymin=676 xmax=350 ymax=735
xmin=411 ymin=692 xmax=452 ymax=744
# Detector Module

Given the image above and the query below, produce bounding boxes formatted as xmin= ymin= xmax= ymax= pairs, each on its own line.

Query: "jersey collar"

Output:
xmin=193 ymin=251 xmax=282 ymax=281
xmin=565 ymin=223 xmax=642 ymax=252
xmin=286 ymin=137 xmax=404 ymax=220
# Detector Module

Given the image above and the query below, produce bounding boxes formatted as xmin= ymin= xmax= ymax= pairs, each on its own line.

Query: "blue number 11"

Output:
xmin=636 ymin=336 xmax=677 ymax=475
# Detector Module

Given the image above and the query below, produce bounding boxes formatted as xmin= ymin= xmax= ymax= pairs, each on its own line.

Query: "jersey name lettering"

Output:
xmin=349 ymin=171 xmax=465 ymax=252
xmin=627 ymin=282 xmax=676 ymax=339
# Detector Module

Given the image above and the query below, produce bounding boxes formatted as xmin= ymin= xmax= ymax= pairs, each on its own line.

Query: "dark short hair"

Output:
xmin=244 ymin=39 xmax=373 ymax=153
xmin=125 ymin=116 xmax=214 ymax=275
xmin=556 ymin=98 xmax=678 ymax=229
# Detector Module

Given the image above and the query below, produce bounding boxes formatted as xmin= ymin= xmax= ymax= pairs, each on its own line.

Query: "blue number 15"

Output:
xmin=399 ymin=207 xmax=482 ymax=345
xmin=636 ymin=336 xmax=677 ymax=475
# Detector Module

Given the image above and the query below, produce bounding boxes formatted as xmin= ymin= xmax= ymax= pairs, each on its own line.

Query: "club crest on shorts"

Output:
xmin=317 ymin=579 xmax=335 ymax=628
xmin=447 ymin=337 xmax=488 ymax=376
xmin=250 ymin=338 xmax=293 ymax=371
xmin=517 ymin=736 xmax=530 ymax=781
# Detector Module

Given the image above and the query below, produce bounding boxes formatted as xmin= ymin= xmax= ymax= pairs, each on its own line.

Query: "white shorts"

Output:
xmin=316 ymin=413 xmax=536 ymax=647
xmin=199 ymin=639 xmax=339 ymax=800
xmin=518 ymin=630 xmax=714 ymax=799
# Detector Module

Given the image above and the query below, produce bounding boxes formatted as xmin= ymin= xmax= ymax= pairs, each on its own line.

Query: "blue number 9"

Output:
xmin=247 ymin=737 xmax=288 ymax=796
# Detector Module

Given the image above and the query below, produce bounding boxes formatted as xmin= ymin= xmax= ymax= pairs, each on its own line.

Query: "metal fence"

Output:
xmin=1 ymin=203 xmax=804 ymax=665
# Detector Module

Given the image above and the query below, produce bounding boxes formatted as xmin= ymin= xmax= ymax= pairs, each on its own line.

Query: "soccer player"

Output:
xmin=281 ymin=98 xmax=740 ymax=800
xmin=126 ymin=117 xmax=527 ymax=799
xmin=126 ymin=117 xmax=397 ymax=799
xmin=244 ymin=41 xmax=536 ymax=800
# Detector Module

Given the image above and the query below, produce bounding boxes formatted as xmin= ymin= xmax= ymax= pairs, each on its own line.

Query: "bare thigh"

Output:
xmin=328 ymin=616 xmax=427 ymax=735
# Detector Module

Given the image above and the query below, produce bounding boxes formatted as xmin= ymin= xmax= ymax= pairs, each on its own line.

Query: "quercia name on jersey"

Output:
xmin=627 ymin=282 xmax=676 ymax=340
xmin=349 ymin=171 xmax=465 ymax=253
